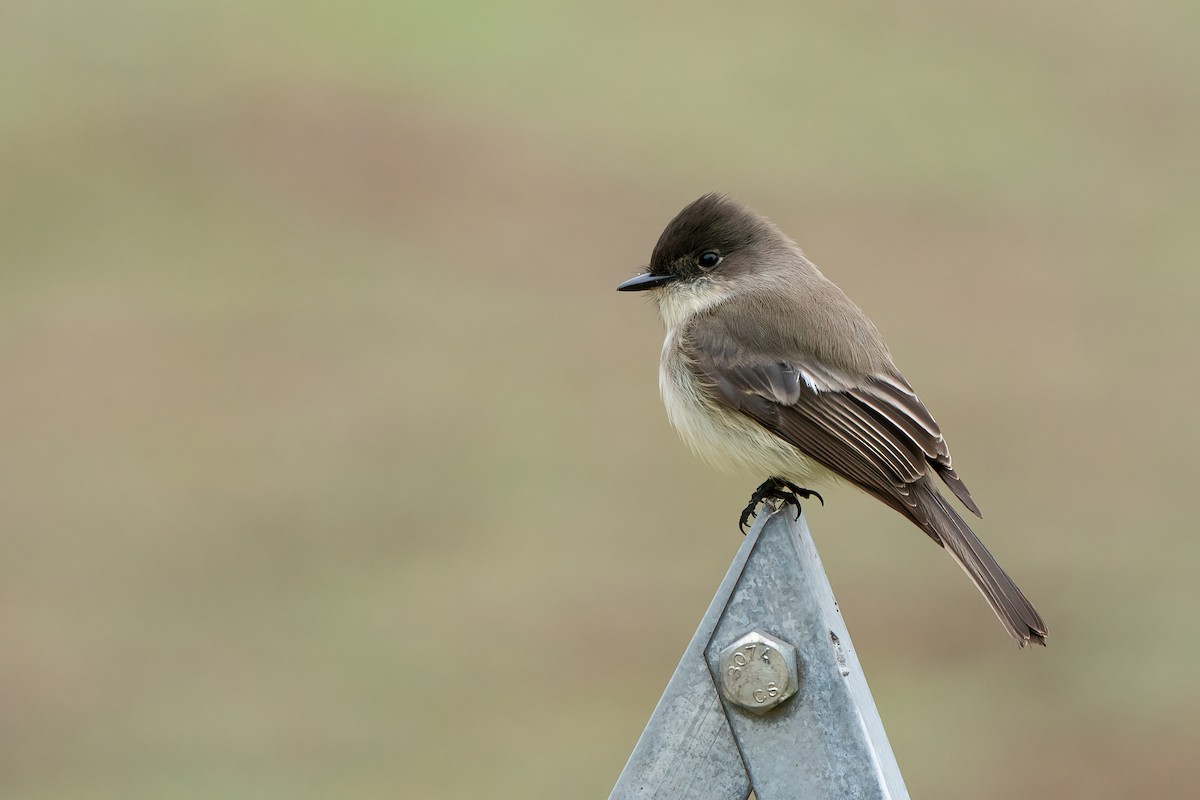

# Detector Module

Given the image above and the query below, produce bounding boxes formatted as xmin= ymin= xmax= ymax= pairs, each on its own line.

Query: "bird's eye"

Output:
xmin=697 ymin=250 xmax=722 ymax=270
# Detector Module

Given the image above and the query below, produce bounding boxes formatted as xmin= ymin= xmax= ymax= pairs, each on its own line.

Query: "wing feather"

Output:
xmin=686 ymin=321 xmax=980 ymax=526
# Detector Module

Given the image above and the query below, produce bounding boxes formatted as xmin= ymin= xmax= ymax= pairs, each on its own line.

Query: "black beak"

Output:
xmin=617 ymin=272 xmax=675 ymax=292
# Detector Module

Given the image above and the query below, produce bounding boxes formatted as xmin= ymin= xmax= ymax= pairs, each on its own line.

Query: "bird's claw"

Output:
xmin=738 ymin=477 xmax=824 ymax=533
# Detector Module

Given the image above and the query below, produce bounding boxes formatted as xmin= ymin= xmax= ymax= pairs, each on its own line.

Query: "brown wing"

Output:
xmin=686 ymin=322 xmax=981 ymax=535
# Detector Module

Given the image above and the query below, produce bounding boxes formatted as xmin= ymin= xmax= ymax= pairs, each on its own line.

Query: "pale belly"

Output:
xmin=658 ymin=332 xmax=829 ymax=486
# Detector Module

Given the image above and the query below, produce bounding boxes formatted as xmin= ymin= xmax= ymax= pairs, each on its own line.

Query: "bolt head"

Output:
xmin=717 ymin=630 xmax=800 ymax=714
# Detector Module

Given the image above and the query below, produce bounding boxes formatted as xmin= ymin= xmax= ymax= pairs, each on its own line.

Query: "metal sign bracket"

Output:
xmin=609 ymin=507 xmax=910 ymax=800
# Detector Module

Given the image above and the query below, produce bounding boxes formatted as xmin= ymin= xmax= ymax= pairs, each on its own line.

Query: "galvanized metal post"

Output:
xmin=610 ymin=506 xmax=909 ymax=800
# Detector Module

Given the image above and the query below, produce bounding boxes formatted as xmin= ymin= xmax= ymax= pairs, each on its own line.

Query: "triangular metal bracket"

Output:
xmin=609 ymin=507 xmax=909 ymax=800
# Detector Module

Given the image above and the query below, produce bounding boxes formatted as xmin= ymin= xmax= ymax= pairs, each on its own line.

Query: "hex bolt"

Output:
xmin=717 ymin=630 xmax=800 ymax=714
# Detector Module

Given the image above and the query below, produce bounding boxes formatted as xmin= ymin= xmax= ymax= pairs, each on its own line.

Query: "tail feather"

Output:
xmin=914 ymin=483 xmax=1047 ymax=646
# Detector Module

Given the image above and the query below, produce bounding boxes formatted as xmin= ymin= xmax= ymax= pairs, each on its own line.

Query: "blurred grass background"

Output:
xmin=2 ymin=1 xmax=1198 ymax=797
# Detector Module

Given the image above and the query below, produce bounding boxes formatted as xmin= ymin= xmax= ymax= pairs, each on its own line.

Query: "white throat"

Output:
xmin=654 ymin=278 xmax=734 ymax=331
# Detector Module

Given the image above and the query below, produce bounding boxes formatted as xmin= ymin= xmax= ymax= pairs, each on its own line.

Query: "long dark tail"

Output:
xmin=913 ymin=483 xmax=1048 ymax=646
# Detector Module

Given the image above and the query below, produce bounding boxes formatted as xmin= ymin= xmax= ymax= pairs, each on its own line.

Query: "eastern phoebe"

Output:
xmin=619 ymin=194 xmax=1047 ymax=646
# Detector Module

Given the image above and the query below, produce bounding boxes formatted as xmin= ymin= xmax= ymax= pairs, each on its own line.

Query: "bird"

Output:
xmin=618 ymin=193 xmax=1047 ymax=646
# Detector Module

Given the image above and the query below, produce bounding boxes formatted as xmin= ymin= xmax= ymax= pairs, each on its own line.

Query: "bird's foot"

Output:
xmin=738 ymin=477 xmax=824 ymax=533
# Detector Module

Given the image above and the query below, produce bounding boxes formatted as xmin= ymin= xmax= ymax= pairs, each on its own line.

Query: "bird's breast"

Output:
xmin=658 ymin=329 xmax=826 ymax=484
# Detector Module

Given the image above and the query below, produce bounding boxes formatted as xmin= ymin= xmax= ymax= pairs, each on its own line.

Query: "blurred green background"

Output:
xmin=3 ymin=2 xmax=1198 ymax=797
